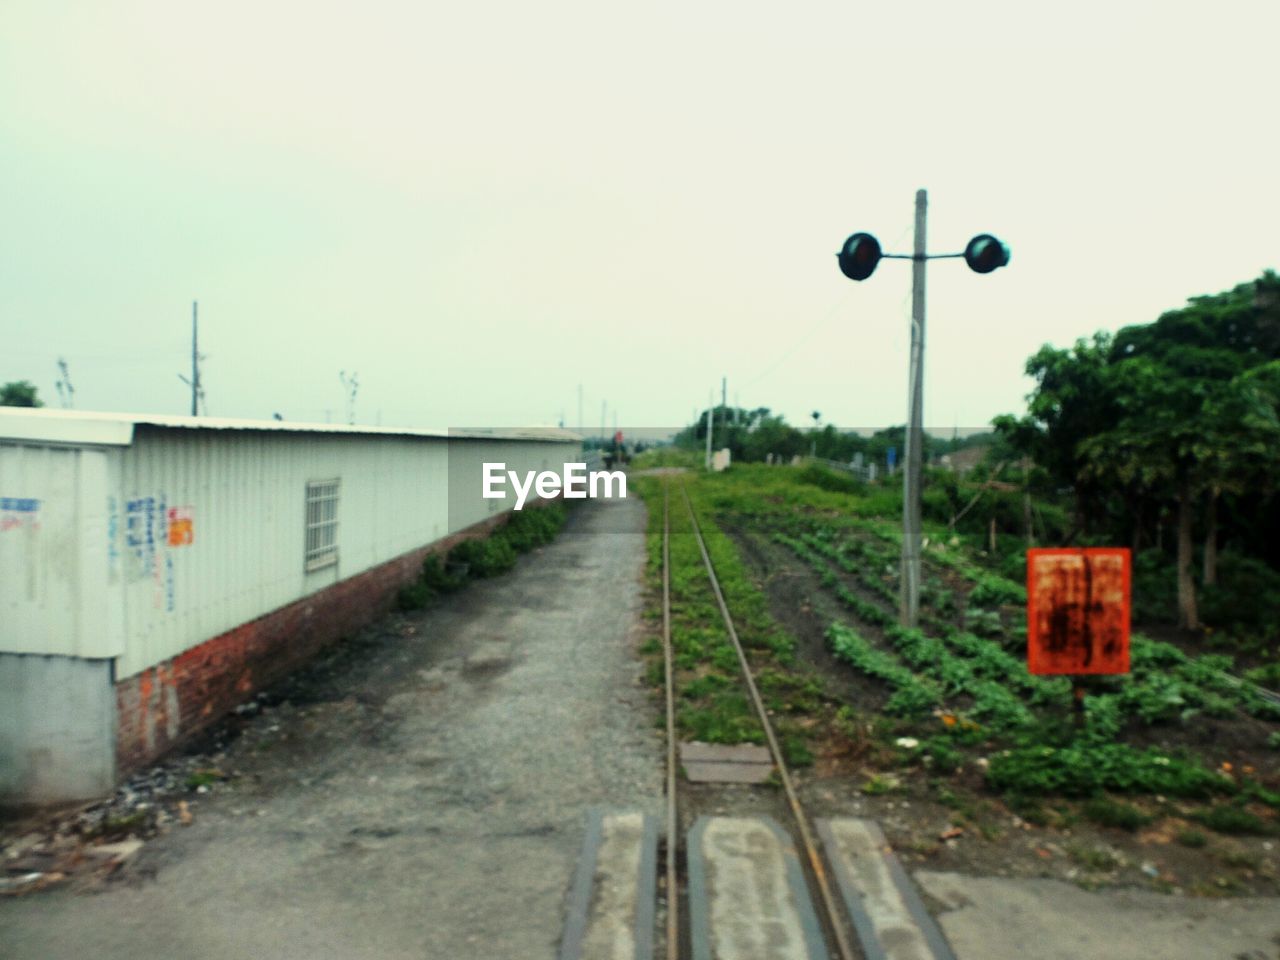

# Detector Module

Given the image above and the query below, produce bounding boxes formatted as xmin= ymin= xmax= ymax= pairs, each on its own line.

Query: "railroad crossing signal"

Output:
xmin=964 ymin=233 xmax=1011 ymax=274
xmin=836 ymin=232 xmax=882 ymax=281
xmin=835 ymin=192 xmax=1011 ymax=628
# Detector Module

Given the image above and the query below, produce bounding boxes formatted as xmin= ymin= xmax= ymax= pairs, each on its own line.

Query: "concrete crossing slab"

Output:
xmin=559 ymin=809 xmax=657 ymax=960
xmin=817 ymin=818 xmax=956 ymax=960
xmin=679 ymin=742 xmax=774 ymax=784
xmin=687 ymin=816 xmax=826 ymax=960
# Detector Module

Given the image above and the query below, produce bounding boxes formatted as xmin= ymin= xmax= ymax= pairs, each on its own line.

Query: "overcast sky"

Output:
xmin=2 ymin=1 xmax=1276 ymax=434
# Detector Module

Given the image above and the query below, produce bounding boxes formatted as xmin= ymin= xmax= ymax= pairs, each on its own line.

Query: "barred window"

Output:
xmin=305 ymin=479 xmax=340 ymax=571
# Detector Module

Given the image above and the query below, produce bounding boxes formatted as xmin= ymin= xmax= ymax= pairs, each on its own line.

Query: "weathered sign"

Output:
xmin=1026 ymin=547 xmax=1130 ymax=675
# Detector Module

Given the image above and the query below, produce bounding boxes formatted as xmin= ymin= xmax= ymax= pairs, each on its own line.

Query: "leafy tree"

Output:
xmin=0 ymin=381 xmax=43 ymax=407
xmin=1003 ymin=270 xmax=1280 ymax=630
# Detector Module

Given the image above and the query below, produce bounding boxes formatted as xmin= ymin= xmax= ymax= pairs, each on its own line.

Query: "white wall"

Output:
xmin=0 ymin=426 xmax=580 ymax=678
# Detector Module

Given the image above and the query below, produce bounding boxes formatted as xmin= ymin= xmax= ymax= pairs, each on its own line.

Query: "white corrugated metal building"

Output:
xmin=0 ymin=409 xmax=580 ymax=805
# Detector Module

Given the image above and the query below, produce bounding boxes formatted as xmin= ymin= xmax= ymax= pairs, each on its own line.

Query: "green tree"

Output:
xmin=1006 ymin=271 xmax=1280 ymax=629
xmin=0 ymin=381 xmax=43 ymax=407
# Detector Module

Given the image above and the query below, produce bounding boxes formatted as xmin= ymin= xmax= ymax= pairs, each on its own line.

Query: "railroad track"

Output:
xmin=560 ymin=476 xmax=957 ymax=960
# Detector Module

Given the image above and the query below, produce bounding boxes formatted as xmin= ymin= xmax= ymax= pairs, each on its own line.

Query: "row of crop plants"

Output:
xmin=772 ymin=518 xmax=1280 ymax=831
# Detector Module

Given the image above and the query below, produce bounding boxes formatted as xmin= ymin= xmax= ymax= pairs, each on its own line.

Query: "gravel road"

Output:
xmin=0 ymin=493 xmax=662 ymax=960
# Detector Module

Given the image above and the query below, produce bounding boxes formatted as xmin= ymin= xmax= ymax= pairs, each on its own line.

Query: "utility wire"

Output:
xmin=739 ymin=219 xmax=915 ymax=394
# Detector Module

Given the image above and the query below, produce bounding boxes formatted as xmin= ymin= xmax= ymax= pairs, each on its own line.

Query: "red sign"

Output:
xmin=1026 ymin=548 xmax=1130 ymax=675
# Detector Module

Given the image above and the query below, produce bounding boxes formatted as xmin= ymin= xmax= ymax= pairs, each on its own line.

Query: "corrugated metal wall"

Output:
xmin=0 ymin=428 xmax=579 ymax=679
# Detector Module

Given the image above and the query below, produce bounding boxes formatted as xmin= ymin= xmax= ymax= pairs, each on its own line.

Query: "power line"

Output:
xmin=738 ymin=288 xmax=855 ymax=391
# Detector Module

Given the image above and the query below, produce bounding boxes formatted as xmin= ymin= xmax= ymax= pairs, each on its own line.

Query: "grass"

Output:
xmin=1083 ymin=796 xmax=1154 ymax=831
xmin=1177 ymin=828 xmax=1209 ymax=848
xmin=1067 ymin=844 xmax=1122 ymax=872
xmin=1190 ymin=804 xmax=1273 ymax=836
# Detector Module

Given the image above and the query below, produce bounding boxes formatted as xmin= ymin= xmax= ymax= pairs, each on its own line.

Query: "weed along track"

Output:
xmin=670 ymin=477 xmax=862 ymax=960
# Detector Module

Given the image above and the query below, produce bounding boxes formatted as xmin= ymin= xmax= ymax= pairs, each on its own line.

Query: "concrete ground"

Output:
xmin=0 ymin=494 xmax=663 ymax=959
xmin=917 ymin=871 xmax=1280 ymax=960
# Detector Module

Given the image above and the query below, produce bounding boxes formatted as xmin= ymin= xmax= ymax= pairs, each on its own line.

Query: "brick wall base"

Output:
xmin=114 ymin=506 xmax=536 ymax=776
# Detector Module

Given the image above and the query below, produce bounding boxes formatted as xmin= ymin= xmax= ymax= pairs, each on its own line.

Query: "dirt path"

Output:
xmin=0 ymin=495 xmax=661 ymax=960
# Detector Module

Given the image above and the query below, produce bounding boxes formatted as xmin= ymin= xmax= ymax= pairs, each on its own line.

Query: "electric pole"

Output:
xmin=55 ymin=357 xmax=75 ymax=409
xmin=192 ymin=302 xmax=200 ymax=415
xmin=901 ymin=189 xmax=928 ymax=627
xmin=339 ymin=371 xmax=359 ymax=425
xmin=836 ymin=191 xmax=1010 ymax=628
xmin=577 ymin=383 xmax=583 ymax=434
xmin=178 ymin=300 xmax=205 ymax=416
xmin=705 ymin=390 xmax=713 ymax=471
xmin=721 ymin=376 xmax=727 ymax=436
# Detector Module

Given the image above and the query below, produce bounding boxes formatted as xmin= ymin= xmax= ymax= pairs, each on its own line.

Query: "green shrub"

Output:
xmin=797 ymin=464 xmax=864 ymax=495
xmin=1200 ymin=552 xmax=1280 ymax=639
xmin=987 ymin=742 xmax=1231 ymax=798
xmin=924 ymin=737 xmax=963 ymax=773
xmin=502 ymin=504 xmax=568 ymax=552
xmin=450 ymin=535 xmax=518 ymax=577
xmin=423 ymin=555 xmax=465 ymax=591
xmin=396 ymin=581 xmax=435 ymax=611
xmin=968 ymin=574 xmax=1026 ymax=607
xmin=964 ymin=607 xmax=1004 ymax=638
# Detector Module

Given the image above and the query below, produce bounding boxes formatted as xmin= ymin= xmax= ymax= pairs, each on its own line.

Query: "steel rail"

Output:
xmin=678 ymin=481 xmax=857 ymax=960
xmin=1220 ymin=671 xmax=1280 ymax=708
xmin=661 ymin=479 xmax=680 ymax=960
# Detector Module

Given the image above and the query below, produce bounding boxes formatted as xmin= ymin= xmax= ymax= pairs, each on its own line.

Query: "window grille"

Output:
xmin=305 ymin=479 xmax=340 ymax=571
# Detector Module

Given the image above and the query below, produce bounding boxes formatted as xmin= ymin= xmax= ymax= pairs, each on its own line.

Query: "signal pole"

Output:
xmin=901 ymin=189 xmax=928 ymax=627
xmin=705 ymin=390 xmax=713 ymax=471
xmin=835 ymin=190 xmax=1009 ymax=628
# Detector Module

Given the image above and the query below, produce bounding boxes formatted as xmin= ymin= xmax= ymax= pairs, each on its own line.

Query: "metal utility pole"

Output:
xmin=705 ymin=390 xmax=714 ymax=471
xmin=836 ymin=190 xmax=1009 ymax=629
xmin=901 ymin=189 xmax=928 ymax=627
xmin=339 ymin=370 xmax=359 ymax=425
xmin=191 ymin=302 xmax=199 ymax=415
xmin=178 ymin=300 xmax=204 ymax=415
xmin=600 ymin=400 xmax=606 ymax=443
xmin=55 ymin=357 xmax=75 ymax=409
xmin=577 ymin=383 xmax=583 ymax=434
xmin=721 ymin=376 xmax=727 ymax=434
